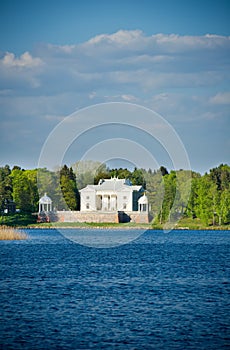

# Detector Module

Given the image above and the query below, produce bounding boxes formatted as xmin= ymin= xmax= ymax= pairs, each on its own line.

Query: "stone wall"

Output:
xmin=129 ymin=212 xmax=150 ymax=224
xmin=49 ymin=210 xmax=150 ymax=223
xmin=52 ymin=211 xmax=119 ymax=223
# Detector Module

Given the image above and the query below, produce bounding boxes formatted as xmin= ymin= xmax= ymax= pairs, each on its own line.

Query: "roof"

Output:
xmin=39 ymin=193 xmax=52 ymax=204
xmin=80 ymin=178 xmax=143 ymax=192
xmin=138 ymin=193 xmax=148 ymax=204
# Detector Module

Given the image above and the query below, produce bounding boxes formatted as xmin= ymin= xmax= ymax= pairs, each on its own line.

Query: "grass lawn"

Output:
xmin=0 ymin=214 xmax=229 ymax=230
xmin=28 ymin=221 xmax=152 ymax=229
xmin=0 ymin=213 xmax=37 ymax=227
xmin=152 ymin=217 xmax=230 ymax=230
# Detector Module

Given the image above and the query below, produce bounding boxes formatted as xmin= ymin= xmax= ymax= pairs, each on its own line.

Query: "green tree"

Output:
xmin=220 ymin=189 xmax=230 ymax=224
xmin=186 ymin=174 xmax=201 ymax=219
xmin=195 ymin=175 xmax=214 ymax=225
xmin=130 ymin=167 xmax=146 ymax=188
xmin=151 ymin=170 xmax=177 ymax=224
xmin=110 ymin=168 xmax=132 ymax=179
xmin=207 ymin=165 xmax=230 ymax=225
xmin=162 ymin=171 xmax=177 ymax=223
xmin=160 ymin=166 xmax=169 ymax=176
xmin=24 ymin=169 xmax=39 ymax=212
xmin=11 ymin=168 xmax=32 ymax=212
xmin=143 ymin=168 xmax=164 ymax=223
xmin=174 ymin=170 xmax=192 ymax=217
xmin=94 ymin=163 xmax=110 ymax=184
xmin=60 ymin=165 xmax=79 ymax=210
xmin=0 ymin=165 xmax=13 ymax=212
xmin=37 ymin=168 xmax=66 ymax=210
xmin=210 ymin=164 xmax=230 ymax=191
xmin=73 ymin=160 xmax=106 ymax=189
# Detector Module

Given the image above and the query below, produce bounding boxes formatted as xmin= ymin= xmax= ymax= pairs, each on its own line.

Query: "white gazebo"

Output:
xmin=138 ymin=193 xmax=149 ymax=212
xmin=39 ymin=193 xmax=52 ymax=213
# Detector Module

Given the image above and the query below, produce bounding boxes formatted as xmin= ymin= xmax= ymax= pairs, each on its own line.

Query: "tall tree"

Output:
xmin=130 ymin=167 xmax=146 ymax=188
xmin=173 ymin=170 xmax=192 ymax=217
xmin=219 ymin=189 xmax=230 ymax=225
xmin=0 ymin=165 xmax=13 ymax=212
xmin=11 ymin=168 xmax=32 ymax=212
xmin=210 ymin=164 xmax=230 ymax=191
xmin=110 ymin=168 xmax=132 ymax=179
xmin=60 ymin=165 xmax=79 ymax=210
xmin=73 ymin=160 xmax=106 ymax=189
xmin=24 ymin=169 xmax=39 ymax=212
xmin=186 ymin=174 xmax=201 ymax=219
xmin=195 ymin=175 xmax=214 ymax=225
xmin=143 ymin=168 xmax=164 ymax=222
xmin=161 ymin=171 xmax=177 ymax=222
xmin=37 ymin=168 xmax=65 ymax=210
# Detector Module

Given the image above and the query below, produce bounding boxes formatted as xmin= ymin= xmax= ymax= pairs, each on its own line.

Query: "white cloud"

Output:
xmin=86 ymin=29 xmax=143 ymax=45
xmin=1 ymin=31 xmax=229 ymax=94
xmin=152 ymin=33 xmax=227 ymax=51
xmin=209 ymin=92 xmax=230 ymax=105
xmin=0 ymin=51 xmax=44 ymax=90
xmin=89 ymin=91 xmax=97 ymax=99
xmin=84 ymin=30 xmax=230 ymax=55
xmin=0 ymin=30 xmax=228 ymax=158
xmin=2 ymin=51 xmax=43 ymax=68
xmin=121 ymin=94 xmax=137 ymax=102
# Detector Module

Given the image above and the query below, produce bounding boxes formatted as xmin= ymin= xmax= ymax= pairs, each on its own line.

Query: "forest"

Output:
xmin=0 ymin=162 xmax=229 ymax=227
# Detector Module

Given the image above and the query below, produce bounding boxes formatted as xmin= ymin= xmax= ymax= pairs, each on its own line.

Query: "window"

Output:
xmin=86 ymin=203 xmax=90 ymax=209
xmin=86 ymin=196 xmax=90 ymax=200
xmin=123 ymin=203 xmax=127 ymax=209
xmin=123 ymin=196 xmax=127 ymax=200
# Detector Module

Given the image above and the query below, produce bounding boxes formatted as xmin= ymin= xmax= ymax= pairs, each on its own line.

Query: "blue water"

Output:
xmin=0 ymin=229 xmax=230 ymax=349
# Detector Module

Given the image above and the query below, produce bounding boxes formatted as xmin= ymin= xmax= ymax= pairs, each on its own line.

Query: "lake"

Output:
xmin=0 ymin=229 xmax=229 ymax=349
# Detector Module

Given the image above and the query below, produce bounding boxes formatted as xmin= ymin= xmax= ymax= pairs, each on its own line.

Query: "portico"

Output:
xmin=80 ymin=177 xmax=146 ymax=213
xmin=96 ymin=193 xmax=118 ymax=211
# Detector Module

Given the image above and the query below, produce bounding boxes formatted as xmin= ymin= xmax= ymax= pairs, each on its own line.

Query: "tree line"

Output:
xmin=0 ymin=162 xmax=229 ymax=226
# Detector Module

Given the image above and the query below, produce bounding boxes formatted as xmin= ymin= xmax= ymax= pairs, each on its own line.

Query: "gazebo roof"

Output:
xmin=39 ymin=193 xmax=52 ymax=204
xmin=138 ymin=193 xmax=148 ymax=204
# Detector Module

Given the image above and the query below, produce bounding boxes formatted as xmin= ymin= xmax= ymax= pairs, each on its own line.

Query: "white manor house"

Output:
xmin=38 ymin=178 xmax=150 ymax=224
xmin=80 ymin=177 xmax=147 ymax=212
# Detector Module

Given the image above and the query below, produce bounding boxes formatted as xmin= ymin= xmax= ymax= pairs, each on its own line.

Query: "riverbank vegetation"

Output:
xmin=0 ymin=213 xmax=37 ymax=227
xmin=0 ymin=225 xmax=27 ymax=240
xmin=0 ymin=162 xmax=229 ymax=229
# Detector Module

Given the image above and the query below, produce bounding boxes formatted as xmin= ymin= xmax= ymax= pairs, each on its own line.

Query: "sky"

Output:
xmin=0 ymin=0 xmax=229 ymax=173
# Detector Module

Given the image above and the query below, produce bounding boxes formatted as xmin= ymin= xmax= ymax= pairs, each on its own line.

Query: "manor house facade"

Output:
xmin=38 ymin=178 xmax=150 ymax=224
xmin=80 ymin=177 xmax=145 ymax=212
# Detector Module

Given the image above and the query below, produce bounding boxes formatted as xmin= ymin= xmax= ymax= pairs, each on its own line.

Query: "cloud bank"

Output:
xmin=0 ymin=30 xmax=229 ymax=170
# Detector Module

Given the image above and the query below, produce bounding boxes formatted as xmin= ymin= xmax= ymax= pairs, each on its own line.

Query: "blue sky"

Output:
xmin=0 ymin=0 xmax=229 ymax=173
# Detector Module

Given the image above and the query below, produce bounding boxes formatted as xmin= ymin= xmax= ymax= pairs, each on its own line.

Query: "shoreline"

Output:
xmin=22 ymin=224 xmax=230 ymax=231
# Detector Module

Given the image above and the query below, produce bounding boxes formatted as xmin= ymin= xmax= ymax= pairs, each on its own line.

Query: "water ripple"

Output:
xmin=0 ymin=229 xmax=229 ymax=349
